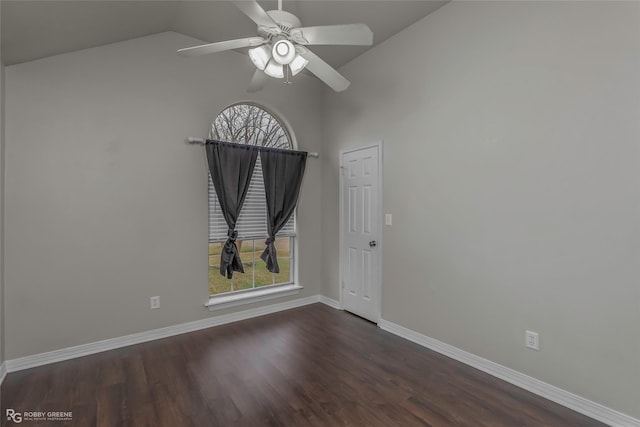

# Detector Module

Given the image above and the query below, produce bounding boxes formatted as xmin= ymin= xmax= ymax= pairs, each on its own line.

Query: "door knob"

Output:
xmin=369 ymin=240 xmax=377 ymax=248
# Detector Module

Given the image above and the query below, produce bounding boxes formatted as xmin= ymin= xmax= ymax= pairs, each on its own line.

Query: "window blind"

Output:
xmin=209 ymin=156 xmax=295 ymax=242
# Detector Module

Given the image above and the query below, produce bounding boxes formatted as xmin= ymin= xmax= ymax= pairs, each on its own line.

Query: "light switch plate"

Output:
xmin=385 ymin=214 xmax=392 ymax=226
xmin=525 ymin=330 xmax=539 ymax=351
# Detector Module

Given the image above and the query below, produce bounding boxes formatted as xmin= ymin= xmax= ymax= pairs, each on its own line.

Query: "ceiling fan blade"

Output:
xmin=298 ymin=47 xmax=350 ymax=92
xmin=290 ymin=24 xmax=373 ymax=46
xmin=177 ymin=37 xmax=265 ymax=57
xmin=247 ymin=69 xmax=269 ymax=93
xmin=233 ymin=0 xmax=279 ymax=30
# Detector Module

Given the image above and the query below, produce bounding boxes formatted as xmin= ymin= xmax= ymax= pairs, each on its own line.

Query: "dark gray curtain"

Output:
xmin=260 ymin=148 xmax=307 ymax=273
xmin=206 ymin=140 xmax=258 ymax=279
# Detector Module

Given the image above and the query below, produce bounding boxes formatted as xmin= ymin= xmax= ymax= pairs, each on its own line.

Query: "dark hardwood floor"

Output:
xmin=2 ymin=303 xmax=606 ymax=427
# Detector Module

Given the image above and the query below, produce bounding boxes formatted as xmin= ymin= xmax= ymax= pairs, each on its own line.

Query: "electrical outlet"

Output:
xmin=150 ymin=296 xmax=160 ymax=310
xmin=525 ymin=330 xmax=539 ymax=351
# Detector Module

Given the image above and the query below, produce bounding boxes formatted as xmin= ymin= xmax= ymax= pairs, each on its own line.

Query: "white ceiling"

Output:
xmin=1 ymin=0 xmax=448 ymax=67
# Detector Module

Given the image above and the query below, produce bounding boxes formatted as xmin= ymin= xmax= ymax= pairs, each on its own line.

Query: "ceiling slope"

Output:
xmin=1 ymin=1 xmax=447 ymax=68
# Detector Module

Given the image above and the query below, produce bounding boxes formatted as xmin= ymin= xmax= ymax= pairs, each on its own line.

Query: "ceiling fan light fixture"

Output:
xmin=264 ymin=59 xmax=285 ymax=78
xmin=272 ymin=40 xmax=296 ymax=65
xmin=178 ymin=1 xmax=371 ymax=92
xmin=289 ymin=54 xmax=309 ymax=76
xmin=248 ymin=45 xmax=271 ymax=70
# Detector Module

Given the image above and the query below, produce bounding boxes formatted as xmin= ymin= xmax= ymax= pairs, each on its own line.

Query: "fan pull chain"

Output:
xmin=284 ymin=65 xmax=292 ymax=85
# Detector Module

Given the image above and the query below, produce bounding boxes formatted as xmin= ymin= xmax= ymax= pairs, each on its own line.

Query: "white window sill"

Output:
xmin=205 ymin=284 xmax=303 ymax=311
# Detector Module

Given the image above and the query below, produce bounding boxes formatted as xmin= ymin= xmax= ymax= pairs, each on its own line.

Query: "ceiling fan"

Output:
xmin=177 ymin=0 xmax=373 ymax=92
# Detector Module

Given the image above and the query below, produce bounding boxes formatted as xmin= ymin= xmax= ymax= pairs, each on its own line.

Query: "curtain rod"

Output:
xmin=186 ymin=137 xmax=319 ymax=158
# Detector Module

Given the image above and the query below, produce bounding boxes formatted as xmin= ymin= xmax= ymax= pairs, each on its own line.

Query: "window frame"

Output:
xmin=206 ymin=102 xmax=301 ymax=309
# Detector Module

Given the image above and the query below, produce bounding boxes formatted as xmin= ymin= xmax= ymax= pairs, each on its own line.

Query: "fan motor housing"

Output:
xmin=265 ymin=10 xmax=302 ymax=32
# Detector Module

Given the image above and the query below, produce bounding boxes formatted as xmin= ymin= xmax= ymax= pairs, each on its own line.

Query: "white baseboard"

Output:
xmin=378 ymin=319 xmax=639 ymax=427
xmin=0 ymin=361 xmax=7 ymax=386
xmin=6 ymin=295 xmax=323 ymax=373
xmin=318 ymin=295 xmax=341 ymax=310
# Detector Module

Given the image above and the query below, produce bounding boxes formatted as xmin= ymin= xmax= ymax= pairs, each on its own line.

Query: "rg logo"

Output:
xmin=6 ymin=409 xmax=23 ymax=423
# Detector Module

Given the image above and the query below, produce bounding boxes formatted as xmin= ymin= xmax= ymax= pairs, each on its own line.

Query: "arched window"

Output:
xmin=208 ymin=103 xmax=295 ymax=295
xmin=209 ymin=103 xmax=294 ymax=150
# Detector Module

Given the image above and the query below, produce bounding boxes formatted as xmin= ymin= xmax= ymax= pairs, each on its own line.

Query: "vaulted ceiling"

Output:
xmin=1 ymin=0 xmax=447 ymax=67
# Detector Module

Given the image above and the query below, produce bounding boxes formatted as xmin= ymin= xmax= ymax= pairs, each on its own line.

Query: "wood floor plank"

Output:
xmin=1 ymin=304 xmax=607 ymax=427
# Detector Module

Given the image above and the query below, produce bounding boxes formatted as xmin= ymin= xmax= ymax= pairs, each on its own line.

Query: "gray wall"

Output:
xmin=1 ymin=59 xmax=5 ymax=366
xmin=1 ymin=0 xmax=5 ymax=367
xmin=322 ymin=1 xmax=640 ymax=419
xmin=4 ymin=31 xmax=324 ymax=359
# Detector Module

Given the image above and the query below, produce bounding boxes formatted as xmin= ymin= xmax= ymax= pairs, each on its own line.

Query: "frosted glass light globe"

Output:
xmin=272 ymin=40 xmax=296 ymax=65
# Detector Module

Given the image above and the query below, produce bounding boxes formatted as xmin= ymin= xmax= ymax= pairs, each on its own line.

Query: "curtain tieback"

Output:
xmin=261 ymin=236 xmax=280 ymax=274
xmin=221 ymin=229 xmax=243 ymax=278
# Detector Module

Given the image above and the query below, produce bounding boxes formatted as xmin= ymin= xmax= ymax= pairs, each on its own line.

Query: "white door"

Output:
xmin=340 ymin=144 xmax=381 ymax=322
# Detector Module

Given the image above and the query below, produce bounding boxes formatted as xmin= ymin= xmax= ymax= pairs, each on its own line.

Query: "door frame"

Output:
xmin=338 ymin=141 xmax=383 ymax=323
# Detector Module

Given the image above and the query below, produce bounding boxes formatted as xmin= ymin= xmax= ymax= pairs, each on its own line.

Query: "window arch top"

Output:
xmin=209 ymin=103 xmax=293 ymax=150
